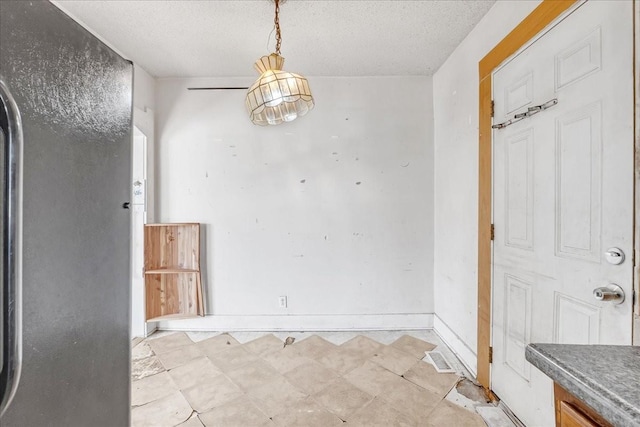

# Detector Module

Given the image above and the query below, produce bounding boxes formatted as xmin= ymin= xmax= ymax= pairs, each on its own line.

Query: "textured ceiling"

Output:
xmin=52 ymin=0 xmax=496 ymax=78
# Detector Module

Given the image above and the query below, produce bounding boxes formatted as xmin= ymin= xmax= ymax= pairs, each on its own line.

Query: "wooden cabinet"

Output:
xmin=144 ymin=223 xmax=204 ymax=321
xmin=554 ymin=383 xmax=611 ymax=427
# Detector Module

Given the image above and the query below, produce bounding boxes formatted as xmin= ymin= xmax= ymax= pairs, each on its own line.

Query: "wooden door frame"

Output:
xmin=476 ymin=0 xmax=579 ymax=390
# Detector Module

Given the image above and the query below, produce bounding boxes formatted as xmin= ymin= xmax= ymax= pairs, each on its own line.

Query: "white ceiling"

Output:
xmin=53 ymin=0 xmax=496 ymax=78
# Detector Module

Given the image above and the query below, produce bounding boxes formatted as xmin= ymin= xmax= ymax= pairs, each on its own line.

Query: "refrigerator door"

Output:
xmin=0 ymin=1 xmax=132 ymax=426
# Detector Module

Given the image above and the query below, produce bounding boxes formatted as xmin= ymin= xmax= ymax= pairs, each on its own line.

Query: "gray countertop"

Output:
xmin=525 ymin=344 xmax=640 ymax=427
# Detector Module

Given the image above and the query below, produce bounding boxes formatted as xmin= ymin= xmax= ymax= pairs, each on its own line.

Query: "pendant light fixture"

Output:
xmin=245 ymin=0 xmax=314 ymax=126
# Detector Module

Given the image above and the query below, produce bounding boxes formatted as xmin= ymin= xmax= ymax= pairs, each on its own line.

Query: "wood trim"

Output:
xmin=476 ymin=0 xmax=578 ymax=390
xmin=477 ymin=76 xmax=492 ymax=389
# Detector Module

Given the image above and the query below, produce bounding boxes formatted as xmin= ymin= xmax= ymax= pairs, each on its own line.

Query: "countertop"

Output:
xmin=525 ymin=344 xmax=640 ymax=427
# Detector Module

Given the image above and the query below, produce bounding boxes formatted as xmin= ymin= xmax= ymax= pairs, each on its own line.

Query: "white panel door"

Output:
xmin=491 ymin=2 xmax=634 ymax=426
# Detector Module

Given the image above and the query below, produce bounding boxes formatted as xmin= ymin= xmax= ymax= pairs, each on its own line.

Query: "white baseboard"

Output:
xmin=156 ymin=313 xmax=434 ymax=332
xmin=145 ymin=321 xmax=158 ymax=337
xmin=433 ymin=315 xmax=478 ymax=377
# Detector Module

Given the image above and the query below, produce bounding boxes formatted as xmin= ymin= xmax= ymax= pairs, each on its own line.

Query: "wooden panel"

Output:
xmin=145 ymin=273 xmax=201 ymax=320
xmin=477 ymin=0 xmax=579 ymax=391
xmin=554 ymin=383 xmax=612 ymax=427
xmin=145 ymin=269 xmax=199 ymax=274
xmin=196 ymin=273 xmax=204 ymax=315
xmin=144 ymin=223 xmax=200 ymax=270
xmin=144 ymin=223 xmax=203 ymax=320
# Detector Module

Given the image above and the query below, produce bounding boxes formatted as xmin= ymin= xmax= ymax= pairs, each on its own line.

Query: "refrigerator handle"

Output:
xmin=0 ymin=76 xmax=23 ymax=418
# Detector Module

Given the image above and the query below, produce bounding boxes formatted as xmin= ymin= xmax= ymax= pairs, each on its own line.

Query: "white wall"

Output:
xmin=133 ymin=64 xmax=156 ymax=222
xmin=133 ymin=64 xmax=155 ymax=114
xmin=155 ymin=76 xmax=434 ymax=329
xmin=432 ymin=0 xmax=540 ymax=374
xmin=132 ymin=64 xmax=156 ymax=337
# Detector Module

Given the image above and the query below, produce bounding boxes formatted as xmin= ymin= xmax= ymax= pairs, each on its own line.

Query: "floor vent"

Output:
xmin=425 ymin=351 xmax=455 ymax=373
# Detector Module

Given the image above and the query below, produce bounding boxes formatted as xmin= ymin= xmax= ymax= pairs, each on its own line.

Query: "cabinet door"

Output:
xmin=559 ymin=402 xmax=598 ymax=427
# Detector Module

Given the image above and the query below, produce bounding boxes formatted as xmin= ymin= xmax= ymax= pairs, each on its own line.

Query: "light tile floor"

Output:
xmin=131 ymin=330 xmax=514 ymax=427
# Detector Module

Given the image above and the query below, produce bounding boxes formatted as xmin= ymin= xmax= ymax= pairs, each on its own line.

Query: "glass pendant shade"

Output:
xmin=245 ymin=53 xmax=314 ymax=126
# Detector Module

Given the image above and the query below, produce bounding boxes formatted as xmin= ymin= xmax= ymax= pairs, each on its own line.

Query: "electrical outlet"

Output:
xmin=278 ymin=296 xmax=287 ymax=308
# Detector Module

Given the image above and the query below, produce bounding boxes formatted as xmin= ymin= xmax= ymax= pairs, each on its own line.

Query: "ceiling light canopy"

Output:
xmin=245 ymin=0 xmax=314 ymax=126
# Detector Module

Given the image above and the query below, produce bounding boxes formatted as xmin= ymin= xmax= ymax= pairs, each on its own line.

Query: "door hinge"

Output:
xmin=489 ymin=346 xmax=493 ymax=364
xmin=490 ymin=224 xmax=495 ymax=241
xmin=491 ymin=100 xmax=495 ymax=118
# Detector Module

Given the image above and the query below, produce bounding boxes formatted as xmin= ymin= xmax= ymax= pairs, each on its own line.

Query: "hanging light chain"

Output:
xmin=274 ymin=0 xmax=282 ymax=54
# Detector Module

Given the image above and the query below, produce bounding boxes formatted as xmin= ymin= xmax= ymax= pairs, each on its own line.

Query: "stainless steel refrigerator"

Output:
xmin=0 ymin=1 xmax=132 ymax=425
